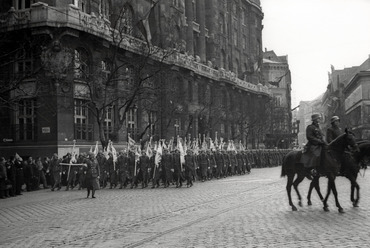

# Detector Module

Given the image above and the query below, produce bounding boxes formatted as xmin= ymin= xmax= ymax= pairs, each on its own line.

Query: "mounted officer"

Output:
xmin=326 ymin=116 xmax=342 ymax=143
xmin=301 ymin=114 xmax=327 ymax=178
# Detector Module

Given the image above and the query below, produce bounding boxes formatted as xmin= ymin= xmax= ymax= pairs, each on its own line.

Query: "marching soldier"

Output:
xmin=151 ymin=150 xmax=161 ymax=188
xmin=207 ymin=150 xmax=216 ymax=180
xmin=172 ymin=149 xmax=184 ymax=188
xmin=161 ymin=149 xmax=173 ymax=188
xmin=139 ymin=151 xmax=150 ymax=188
xmin=84 ymin=152 xmax=100 ymax=198
xmin=214 ymin=149 xmax=224 ymax=179
xmin=198 ymin=150 xmax=209 ymax=182
xmin=184 ymin=150 xmax=196 ymax=187
xmin=222 ymin=150 xmax=230 ymax=178
xmin=49 ymin=153 xmax=61 ymax=191
xmin=117 ymin=152 xmax=129 ymax=189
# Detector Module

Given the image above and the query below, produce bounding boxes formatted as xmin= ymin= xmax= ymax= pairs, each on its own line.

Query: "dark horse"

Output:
xmin=307 ymin=140 xmax=370 ymax=208
xmin=281 ymin=129 xmax=358 ymax=213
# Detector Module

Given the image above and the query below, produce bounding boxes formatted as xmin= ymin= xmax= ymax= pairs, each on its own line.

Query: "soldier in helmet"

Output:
xmin=301 ymin=113 xmax=327 ymax=178
xmin=84 ymin=152 xmax=100 ymax=198
xmin=326 ymin=116 xmax=342 ymax=143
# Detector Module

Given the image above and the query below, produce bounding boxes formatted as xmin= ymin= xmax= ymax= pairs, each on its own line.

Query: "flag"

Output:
xmin=70 ymin=140 xmax=77 ymax=163
xmin=93 ymin=141 xmax=99 ymax=157
xmin=103 ymin=147 xmax=109 ymax=159
xmin=146 ymin=144 xmax=153 ymax=158
xmin=155 ymin=141 xmax=162 ymax=168
xmin=177 ymin=137 xmax=185 ymax=165
xmin=128 ymin=136 xmax=135 ymax=151
xmin=214 ymin=132 xmax=219 ymax=147
xmin=15 ymin=152 xmax=23 ymax=162
xmin=227 ymin=140 xmax=232 ymax=151
xmin=209 ymin=138 xmax=216 ymax=151
xmin=110 ymin=142 xmax=117 ymax=164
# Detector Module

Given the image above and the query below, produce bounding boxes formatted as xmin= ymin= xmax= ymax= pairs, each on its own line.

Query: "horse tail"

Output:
xmin=281 ymin=154 xmax=287 ymax=177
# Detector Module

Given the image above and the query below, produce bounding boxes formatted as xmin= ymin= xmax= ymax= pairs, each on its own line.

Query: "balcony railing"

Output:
xmin=0 ymin=3 xmax=271 ymax=97
xmin=74 ymin=123 xmax=94 ymax=141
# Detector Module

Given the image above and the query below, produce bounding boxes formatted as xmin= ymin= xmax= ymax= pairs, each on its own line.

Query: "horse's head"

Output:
xmin=344 ymin=128 xmax=359 ymax=152
xmin=329 ymin=128 xmax=358 ymax=152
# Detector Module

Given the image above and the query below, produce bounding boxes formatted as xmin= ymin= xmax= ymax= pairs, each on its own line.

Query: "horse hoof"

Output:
xmin=292 ymin=206 xmax=298 ymax=211
xmin=307 ymin=200 xmax=312 ymax=206
xmin=298 ymin=201 xmax=302 ymax=207
xmin=338 ymin=208 xmax=345 ymax=214
xmin=323 ymin=207 xmax=330 ymax=212
xmin=353 ymin=202 xmax=359 ymax=208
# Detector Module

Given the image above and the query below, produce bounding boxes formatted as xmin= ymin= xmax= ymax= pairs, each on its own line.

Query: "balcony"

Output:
xmin=0 ymin=3 xmax=111 ymax=39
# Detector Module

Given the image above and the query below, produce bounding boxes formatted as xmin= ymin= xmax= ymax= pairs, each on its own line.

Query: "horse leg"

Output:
xmin=286 ymin=175 xmax=297 ymax=211
xmin=293 ymin=174 xmax=305 ymax=207
xmin=307 ymin=176 xmax=322 ymax=205
xmin=313 ymin=176 xmax=324 ymax=201
xmin=327 ymin=176 xmax=344 ymax=213
xmin=348 ymin=174 xmax=360 ymax=207
xmin=322 ymin=178 xmax=332 ymax=212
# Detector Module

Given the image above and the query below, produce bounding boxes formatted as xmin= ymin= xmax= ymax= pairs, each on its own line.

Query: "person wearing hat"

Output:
xmin=301 ymin=113 xmax=327 ymax=178
xmin=84 ymin=151 xmax=100 ymax=198
xmin=326 ymin=116 xmax=342 ymax=143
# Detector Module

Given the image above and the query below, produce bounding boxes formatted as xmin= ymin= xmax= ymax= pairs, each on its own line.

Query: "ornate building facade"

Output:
xmin=0 ymin=0 xmax=271 ymax=157
xmin=262 ymin=50 xmax=292 ymax=148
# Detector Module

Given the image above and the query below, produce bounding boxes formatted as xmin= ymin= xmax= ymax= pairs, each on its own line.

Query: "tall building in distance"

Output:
xmin=262 ymin=49 xmax=292 ymax=148
xmin=0 ymin=0 xmax=272 ymax=157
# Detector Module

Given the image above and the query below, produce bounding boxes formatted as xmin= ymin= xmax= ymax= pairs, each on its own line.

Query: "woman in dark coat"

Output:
xmin=84 ymin=152 xmax=100 ymax=198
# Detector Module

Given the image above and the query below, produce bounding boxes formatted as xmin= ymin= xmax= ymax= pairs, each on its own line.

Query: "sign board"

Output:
xmin=42 ymin=127 xmax=51 ymax=133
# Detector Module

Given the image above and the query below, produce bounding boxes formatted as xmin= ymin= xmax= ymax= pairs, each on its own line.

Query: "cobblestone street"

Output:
xmin=1 ymin=166 xmax=370 ymax=248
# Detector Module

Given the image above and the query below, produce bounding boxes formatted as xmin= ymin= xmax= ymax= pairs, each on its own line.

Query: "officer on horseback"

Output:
xmin=326 ymin=116 xmax=342 ymax=143
xmin=301 ymin=113 xmax=327 ymax=178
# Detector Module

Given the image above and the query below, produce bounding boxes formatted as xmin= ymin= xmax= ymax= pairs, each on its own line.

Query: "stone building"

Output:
xmin=0 ymin=0 xmax=271 ymax=157
xmin=322 ymin=56 xmax=370 ymax=139
xmin=262 ymin=49 xmax=292 ymax=148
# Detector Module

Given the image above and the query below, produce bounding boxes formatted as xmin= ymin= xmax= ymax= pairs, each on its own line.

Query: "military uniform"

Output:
xmin=139 ymin=153 xmax=150 ymax=188
xmin=49 ymin=154 xmax=62 ymax=191
xmin=84 ymin=153 xmax=100 ymax=198
xmin=161 ymin=150 xmax=173 ymax=187
xmin=301 ymin=114 xmax=326 ymax=170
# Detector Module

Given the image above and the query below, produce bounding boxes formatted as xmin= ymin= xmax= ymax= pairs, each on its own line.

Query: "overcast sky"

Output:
xmin=261 ymin=0 xmax=370 ymax=107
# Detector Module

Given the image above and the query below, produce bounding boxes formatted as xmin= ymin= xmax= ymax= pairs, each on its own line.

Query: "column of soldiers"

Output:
xmin=91 ymin=148 xmax=290 ymax=189
xmin=0 ymin=148 xmax=290 ymax=198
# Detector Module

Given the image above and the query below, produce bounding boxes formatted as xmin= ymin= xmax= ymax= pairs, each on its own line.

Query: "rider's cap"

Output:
xmin=330 ymin=116 xmax=340 ymax=123
xmin=311 ymin=114 xmax=321 ymax=121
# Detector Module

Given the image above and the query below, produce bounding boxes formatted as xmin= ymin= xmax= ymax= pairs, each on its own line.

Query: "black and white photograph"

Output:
xmin=0 ymin=0 xmax=370 ymax=247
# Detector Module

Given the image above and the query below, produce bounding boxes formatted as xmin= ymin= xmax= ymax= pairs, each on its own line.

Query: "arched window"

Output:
xmin=74 ymin=48 xmax=89 ymax=79
xmin=99 ymin=0 xmax=110 ymax=18
xmin=121 ymin=4 xmax=134 ymax=35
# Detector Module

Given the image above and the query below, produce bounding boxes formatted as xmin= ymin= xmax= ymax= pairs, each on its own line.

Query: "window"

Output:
xmin=99 ymin=0 xmax=110 ymax=18
xmin=74 ymin=48 xmax=89 ymax=79
xmin=148 ymin=111 xmax=157 ymax=136
xmin=16 ymin=99 xmax=37 ymax=141
xmin=72 ymin=0 xmax=79 ymax=7
xmin=192 ymin=0 xmax=197 ymax=21
xmin=174 ymin=118 xmax=181 ymax=136
xmin=121 ymin=5 xmax=134 ymax=35
xmin=15 ymin=49 xmax=33 ymax=78
xmin=220 ymin=123 xmax=225 ymax=134
xmin=104 ymin=106 xmax=113 ymax=139
xmin=188 ymin=81 xmax=193 ymax=102
xmin=126 ymin=108 xmax=137 ymax=138
xmin=74 ymin=99 xmax=93 ymax=140
xmin=16 ymin=0 xmax=33 ymax=9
